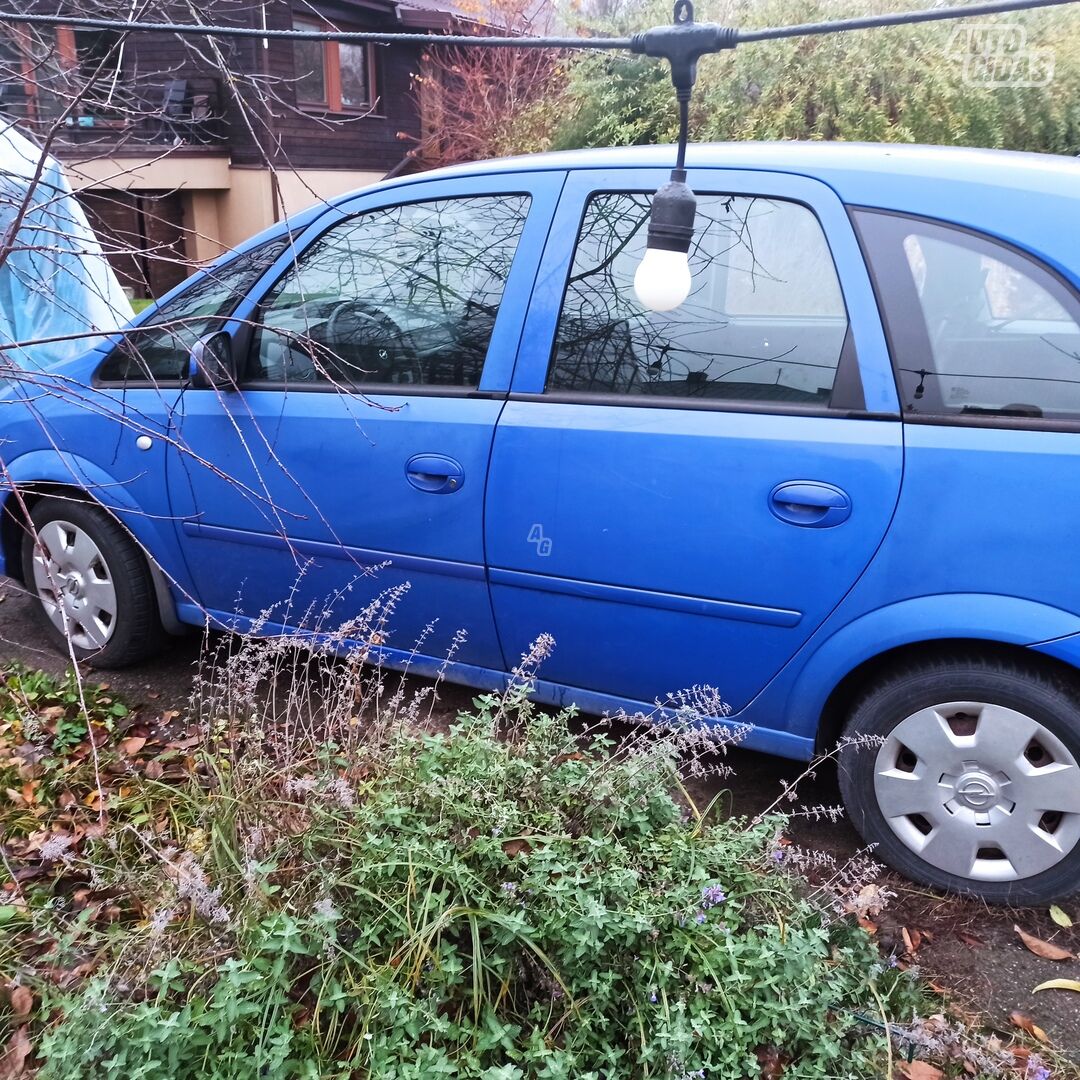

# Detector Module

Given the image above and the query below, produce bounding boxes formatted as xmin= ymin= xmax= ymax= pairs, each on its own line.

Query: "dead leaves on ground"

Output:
xmin=894 ymin=1062 xmax=943 ymax=1080
xmin=1033 ymin=978 xmax=1080 ymax=994
xmin=2 ymin=678 xmax=200 ymax=931
xmin=1048 ymin=905 xmax=1074 ymax=929
xmin=1013 ymin=924 xmax=1074 ymax=961
xmin=0 ymin=1026 xmax=31 ymax=1080
xmin=1009 ymin=1009 xmax=1050 ymax=1043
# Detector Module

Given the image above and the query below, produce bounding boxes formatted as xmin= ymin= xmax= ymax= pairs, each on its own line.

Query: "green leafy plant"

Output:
xmin=2 ymin=628 xmax=1057 ymax=1078
xmin=543 ymin=0 xmax=1080 ymax=156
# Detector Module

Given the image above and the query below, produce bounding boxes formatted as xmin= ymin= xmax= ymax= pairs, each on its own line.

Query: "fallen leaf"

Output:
xmin=756 ymin=1044 xmax=788 ymax=1078
xmin=1014 ymin=924 xmax=1074 ymax=961
xmin=552 ymin=752 xmax=585 ymax=765
xmin=120 ymin=736 xmax=146 ymax=756
xmin=144 ymin=759 xmax=164 ymax=780
xmin=957 ymin=931 xmax=984 ymax=949
xmin=502 ymin=838 xmax=532 ymax=858
xmin=1033 ymin=979 xmax=1080 ymax=994
xmin=1009 ymin=1010 xmax=1049 ymax=1043
xmin=7 ymin=986 xmax=31 ymax=1019
xmin=0 ymin=1025 xmax=30 ymax=1079
xmin=902 ymin=927 xmax=922 ymax=955
xmin=895 ymin=1062 xmax=943 ymax=1079
xmin=1050 ymin=905 xmax=1074 ymax=929
xmin=165 ymin=735 xmax=199 ymax=750
xmin=857 ymin=916 xmax=878 ymax=934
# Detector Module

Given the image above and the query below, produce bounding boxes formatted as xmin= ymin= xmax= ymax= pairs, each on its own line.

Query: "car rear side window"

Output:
xmin=248 ymin=195 xmax=530 ymax=389
xmin=855 ymin=210 xmax=1080 ymax=422
xmin=96 ymin=234 xmax=291 ymax=385
xmin=548 ymin=192 xmax=850 ymax=406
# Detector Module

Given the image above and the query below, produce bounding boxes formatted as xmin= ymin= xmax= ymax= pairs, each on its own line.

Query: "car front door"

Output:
xmin=167 ymin=173 xmax=562 ymax=671
xmin=484 ymin=168 xmax=903 ymax=724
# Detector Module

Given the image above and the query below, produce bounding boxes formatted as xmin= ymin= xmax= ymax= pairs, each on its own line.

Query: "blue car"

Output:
xmin=3 ymin=142 xmax=1079 ymax=903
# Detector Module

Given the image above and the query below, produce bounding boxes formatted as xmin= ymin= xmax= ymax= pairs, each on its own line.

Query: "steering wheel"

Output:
xmin=323 ymin=300 xmax=423 ymax=385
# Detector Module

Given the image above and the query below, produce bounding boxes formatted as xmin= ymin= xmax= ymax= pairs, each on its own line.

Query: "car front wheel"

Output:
xmin=21 ymin=497 xmax=165 ymax=668
xmin=838 ymin=655 xmax=1080 ymax=905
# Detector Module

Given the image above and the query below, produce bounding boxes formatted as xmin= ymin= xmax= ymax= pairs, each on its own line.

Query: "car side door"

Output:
xmin=484 ymin=167 xmax=903 ymax=729
xmin=167 ymin=173 xmax=563 ymax=672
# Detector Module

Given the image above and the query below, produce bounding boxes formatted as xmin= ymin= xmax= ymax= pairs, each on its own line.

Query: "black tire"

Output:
xmin=21 ymin=497 xmax=166 ymax=669
xmin=838 ymin=653 xmax=1080 ymax=905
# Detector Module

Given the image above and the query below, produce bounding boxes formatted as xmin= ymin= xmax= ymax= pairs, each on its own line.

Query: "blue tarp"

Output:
xmin=0 ymin=124 xmax=132 ymax=371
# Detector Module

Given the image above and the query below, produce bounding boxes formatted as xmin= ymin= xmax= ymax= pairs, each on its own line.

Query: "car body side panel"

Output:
xmin=165 ymin=172 xmax=565 ymax=669
xmin=741 ymin=592 xmax=1080 ymax=747
xmin=486 ymin=167 xmax=904 ymax=714
xmin=0 ymin=445 xmax=194 ymax=601
xmin=176 ymin=599 xmax=816 ymax=759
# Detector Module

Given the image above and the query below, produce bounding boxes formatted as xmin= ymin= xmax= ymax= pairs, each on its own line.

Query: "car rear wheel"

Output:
xmin=21 ymin=497 xmax=165 ymax=668
xmin=838 ymin=655 xmax=1080 ymax=904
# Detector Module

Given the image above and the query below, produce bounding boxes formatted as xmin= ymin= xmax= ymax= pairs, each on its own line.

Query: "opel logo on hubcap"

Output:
xmin=956 ymin=774 xmax=997 ymax=809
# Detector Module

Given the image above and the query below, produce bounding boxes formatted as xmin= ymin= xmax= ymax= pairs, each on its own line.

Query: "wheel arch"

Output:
xmin=780 ymin=594 xmax=1080 ymax=754
xmin=815 ymin=638 xmax=1080 ymax=754
xmin=1 ymin=465 xmax=186 ymax=636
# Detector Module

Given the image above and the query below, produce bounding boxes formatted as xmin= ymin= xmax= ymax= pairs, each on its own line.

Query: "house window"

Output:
xmin=292 ymin=18 xmax=374 ymax=112
xmin=0 ymin=24 xmax=124 ymax=123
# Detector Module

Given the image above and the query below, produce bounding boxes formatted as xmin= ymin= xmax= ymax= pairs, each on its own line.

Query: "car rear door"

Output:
xmin=484 ymin=167 xmax=903 ymax=717
xmin=167 ymin=172 xmax=563 ymax=672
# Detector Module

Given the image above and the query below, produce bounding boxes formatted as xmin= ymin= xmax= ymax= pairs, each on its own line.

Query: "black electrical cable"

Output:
xmin=737 ymin=0 xmax=1079 ymax=42
xmin=0 ymin=11 xmax=633 ymax=49
xmin=1 ymin=0 xmax=1076 ymax=52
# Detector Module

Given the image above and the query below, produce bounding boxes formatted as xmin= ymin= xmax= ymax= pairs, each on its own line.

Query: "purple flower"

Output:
xmin=700 ymin=885 xmax=726 ymax=909
xmin=770 ymin=849 xmax=785 ymax=863
xmin=695 ymin=911 xmax=707 ymax=924
xmin=1027 ymin=1059 xmax=1051 ymax=1080
xmin=649 ymin=990 xmax=658 ymax=1003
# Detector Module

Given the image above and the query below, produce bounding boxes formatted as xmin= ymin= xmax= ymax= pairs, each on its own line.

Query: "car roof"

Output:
xmin=235 ymin=141 xmax=1078 ymax=290
xmin=370 ymin=142 xmax=1080 ymax=285
xmin=416 ymin=141 xmax=1080 ymax=201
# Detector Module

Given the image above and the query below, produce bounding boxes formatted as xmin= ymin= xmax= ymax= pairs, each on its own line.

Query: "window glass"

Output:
xmin=293 ymin=21 xmax=326 ymax=105
xmin=549 ymin=193 xmax=848 ymax=404
xmin=251 ymin=195 xmax=530 ymax=388
xmin=860 ymin=211 xmax=1080 ymax=419
xmin=97 ymin=235 xmax=291 ymax=383
xmin=338 ymin=43 xmax=369 ymax=109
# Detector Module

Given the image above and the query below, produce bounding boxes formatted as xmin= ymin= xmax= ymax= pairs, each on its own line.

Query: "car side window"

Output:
xmin=96 ymin=235 xmax=291 ymax=384
xmin=249 ymin=195 xmax=531 ymax=388
xmin=548 ymin=192 xmax=849 ymax=406
xmin=855 ymin=210 xmax=1080 ymax=421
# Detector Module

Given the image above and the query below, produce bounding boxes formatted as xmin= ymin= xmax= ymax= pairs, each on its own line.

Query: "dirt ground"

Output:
xmin=2 ymin=577 xmax=1078 ymax=1062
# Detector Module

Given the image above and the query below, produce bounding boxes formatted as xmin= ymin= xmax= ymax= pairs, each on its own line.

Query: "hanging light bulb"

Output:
xmin=633 ymin=169 xmax=696 ymax=312
xmin=628 ymin=1 xmax=721 ymax=312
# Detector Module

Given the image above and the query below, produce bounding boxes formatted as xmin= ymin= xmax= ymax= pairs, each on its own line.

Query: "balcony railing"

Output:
xmin=0 ymin=77 xmax=228 ymax=149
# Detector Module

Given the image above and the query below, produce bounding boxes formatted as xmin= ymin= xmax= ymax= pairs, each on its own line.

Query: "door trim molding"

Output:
xmin=489 ymin=566 xmax=803 ymax=627
xmin=181 ymin=521 xmax=487 ymax=581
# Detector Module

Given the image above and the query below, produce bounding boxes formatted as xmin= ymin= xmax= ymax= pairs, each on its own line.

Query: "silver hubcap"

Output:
xmin=875 ymin=701 xmax=1080 ymax=881
xmin=31 ymin=520 xmax=118 ymax=651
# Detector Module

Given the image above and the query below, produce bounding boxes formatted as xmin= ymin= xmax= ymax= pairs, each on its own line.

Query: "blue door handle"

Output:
xmin=405 ymin=454 xmax=464 ymax=494
xmin=769 ymin=481 xmax=851 ymax=528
